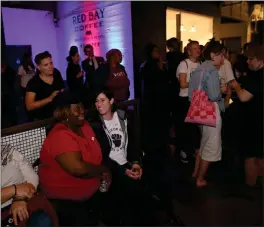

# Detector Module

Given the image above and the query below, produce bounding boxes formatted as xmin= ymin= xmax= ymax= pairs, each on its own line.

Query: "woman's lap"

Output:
xmin=48 ymin=194 xmax=100 ymax=226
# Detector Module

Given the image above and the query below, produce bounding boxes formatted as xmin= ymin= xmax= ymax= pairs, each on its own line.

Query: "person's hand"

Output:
xmin=220 ymin=85 xmax=228 ymax=94
xmin=131 ymin=163 xmax=143 ymax=179
xmin=10 ymin=201 xmax=29 ymax=225
xmin=101 ymin=170 xmax=112 ymax=190
xmin=230 ymin=79 xmax=239 ymax=89
xmin=15 ymin=182 xmax=35 ymax=199
xmin=48 ymin=90 xmax=60 ymax=102
xmin=125 ymin=169 xmax=140 ymax=180
xmin=76 ymin=71 xmax=83 ymax=78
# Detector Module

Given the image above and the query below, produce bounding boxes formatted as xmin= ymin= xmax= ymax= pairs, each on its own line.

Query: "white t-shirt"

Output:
xmin=176 ymin=59 xmax=200 ymax=97
xmin=1 ymin=144 xmax=39 ymax=208
xmin=104 ymin=112 xmax=127 ymax=165
xmin=18 ymin=65 xmax=35 ymax=88
xmin=218 ymin=59 xmax=235 ymax=86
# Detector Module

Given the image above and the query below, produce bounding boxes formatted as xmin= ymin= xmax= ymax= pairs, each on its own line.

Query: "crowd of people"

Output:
xmin=1 ymin=37 xmax=263 ymax=226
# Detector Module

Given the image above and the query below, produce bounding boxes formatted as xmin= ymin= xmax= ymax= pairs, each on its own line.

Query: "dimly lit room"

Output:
xmin=1 ymin=1 xmax=263 ymax=226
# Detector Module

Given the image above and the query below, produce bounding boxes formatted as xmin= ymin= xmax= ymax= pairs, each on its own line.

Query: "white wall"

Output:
xmin=2 ymin=2 xmax=135 ymax=99
xmin=2 ymin=7 xmax=59 ymax=72
xmin=166 ymin=8 xmax=213 ymax=50
xmin=218 ymin=22 xmax=248 ymax=47
xmin=56 ymin=1 xmax=134 ymax=98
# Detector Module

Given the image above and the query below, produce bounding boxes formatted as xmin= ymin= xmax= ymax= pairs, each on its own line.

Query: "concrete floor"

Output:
xmin=170 ymin=159 xmax=263 ymax=226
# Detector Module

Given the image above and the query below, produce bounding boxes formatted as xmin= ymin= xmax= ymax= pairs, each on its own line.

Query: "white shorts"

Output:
xmin=200 ymin=103 xmax=222 ymax=162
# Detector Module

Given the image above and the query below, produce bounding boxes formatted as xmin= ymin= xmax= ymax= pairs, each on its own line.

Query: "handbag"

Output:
xmin=185 ymin=68 xmax=216 ymax=127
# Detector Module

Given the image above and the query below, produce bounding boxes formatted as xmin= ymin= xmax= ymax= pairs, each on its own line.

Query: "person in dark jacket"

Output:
xmin=88 ymin=89 xmax=171 ymax=226
xmin=66 ymin=46 xmax=84 ymax=97
xmin=91 ymin=49 xmax=130 ymax=102
xmin=140 ymin=43 xmax=171 ymax=167
xmin=81 ymin=44 xmax=104 ymax=108
xmin=81 ymin=44 xmax=104 ymax=89
xmin=166 ymin=37 xmax=185 ymax=102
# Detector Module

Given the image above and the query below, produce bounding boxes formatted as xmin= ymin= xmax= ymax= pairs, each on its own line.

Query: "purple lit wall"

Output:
xmin=2 ymin=2 xmax=134 ymax=99
xmin=56 ymin=1 xmax=134 ymax=99
xmin=2 ymin=7 xmax=59 ymax=67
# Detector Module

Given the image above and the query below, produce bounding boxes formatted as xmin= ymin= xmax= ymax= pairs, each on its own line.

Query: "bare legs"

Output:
xmin=192 ymin=150 xmax=201 ymax=178
xmin=196 ymin=159 xmax=210 ymax=187
xmin=192 ymin=149 xmax=211 ymax=187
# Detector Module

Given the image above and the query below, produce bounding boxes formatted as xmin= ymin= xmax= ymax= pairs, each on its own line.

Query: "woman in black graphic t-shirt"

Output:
xmin=26 ymin=51 xmax=65 ymax=121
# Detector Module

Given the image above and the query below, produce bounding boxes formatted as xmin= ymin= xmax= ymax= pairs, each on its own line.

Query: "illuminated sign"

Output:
xmin=57 ymin=1 xmax=134 ymax=98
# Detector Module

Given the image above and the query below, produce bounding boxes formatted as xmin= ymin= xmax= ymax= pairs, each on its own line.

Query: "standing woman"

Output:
xmin=18 ymin=53 xmax=36 ymax=98
xmin=188 ymin=39 xmax=225 ymax=187
xmin=92 ymin=49 xmax=130 ymax=102
xmin=66 ymin=46 xmax=84 ymax=97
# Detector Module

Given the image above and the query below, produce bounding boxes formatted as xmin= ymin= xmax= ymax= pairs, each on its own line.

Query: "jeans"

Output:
xmin=27 ymin=211 xmax=53 ymax=227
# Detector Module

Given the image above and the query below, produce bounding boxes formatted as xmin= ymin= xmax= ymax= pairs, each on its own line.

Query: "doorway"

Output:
xmin=5 ymin=45 xmax=32 ymax=73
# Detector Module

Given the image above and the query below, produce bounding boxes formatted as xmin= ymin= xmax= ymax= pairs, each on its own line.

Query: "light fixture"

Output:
xmin=189 ymin=26 xmax=196 ymax=32
xmin=180 ymin=25 xmax=186 ymax=31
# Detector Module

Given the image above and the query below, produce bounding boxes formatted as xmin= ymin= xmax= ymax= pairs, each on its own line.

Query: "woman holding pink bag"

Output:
xmin=188 ymin=39 xmax=225 ymax=188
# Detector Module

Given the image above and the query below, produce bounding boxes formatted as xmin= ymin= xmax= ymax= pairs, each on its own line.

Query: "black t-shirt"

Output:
xmin=242 ymin=68 xmax=263 ymax=127
xmin=66 ymin=62 xmax=83 ymax=93
xmin=26 ymin=68 xmax=65 ymax=121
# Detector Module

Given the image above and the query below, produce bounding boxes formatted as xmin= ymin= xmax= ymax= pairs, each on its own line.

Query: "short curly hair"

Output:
xmin=106 ymin=49 xmax=121 ymax=62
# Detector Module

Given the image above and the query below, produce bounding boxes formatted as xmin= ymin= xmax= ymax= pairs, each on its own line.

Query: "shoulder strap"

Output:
xmin=184 ymin=60 xmax=188 ymax=69
xmin=198 ymin=68 xmax=206 ymax=90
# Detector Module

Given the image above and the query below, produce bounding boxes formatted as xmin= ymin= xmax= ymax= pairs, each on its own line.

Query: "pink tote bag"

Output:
xmin=185 ymin=68 xmax=216 ymax=127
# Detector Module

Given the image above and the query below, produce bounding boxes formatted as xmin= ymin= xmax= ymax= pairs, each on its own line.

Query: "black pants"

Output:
xmin=173 ymin=97 xmax=201 ymax=157
xmin=48 ymin=192 xmax=102 ymax=226
xmin=106 ymin=167 xmax=159 ymax=226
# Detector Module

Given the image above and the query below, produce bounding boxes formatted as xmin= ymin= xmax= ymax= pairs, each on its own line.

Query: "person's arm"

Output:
xmin=56 ymin=151 xmax=108 ymax=178
xmin=17 ymin=66 xmax=26 ymax=80
xmin=225 ymin=60 xmax=235 ymax=83
xmin=206 ymin=70 xmax=222 ymax=102
xmin=224 ymin=83 xmax=232 ymax=107
xmin=231 ymin=80 xmax=253 ymax=102
xmin=15 ymin=149 xmax=39 ymax=190
xmin=177 ymin=61 xmax=189 ymax=88
xmin=1 ymin=185 xmax=16 ymax=204
xmin=50 ymin=130 xmax=109 ymax=179
xmin=25 ymin=91 xmax=58 ymax=111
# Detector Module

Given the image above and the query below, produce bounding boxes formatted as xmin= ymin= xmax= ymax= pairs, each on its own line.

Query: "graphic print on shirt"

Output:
xmin=104 ymin=112 xmax=127 ymax=165
xmin=113 ymin=71 xmax=126 ymax=78
xmin=108 ymin=126 xmax=124 ymax=152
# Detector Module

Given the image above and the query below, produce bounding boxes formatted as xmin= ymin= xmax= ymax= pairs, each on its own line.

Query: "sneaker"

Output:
xmin=180 ymin=151 xmax=188 ymax=164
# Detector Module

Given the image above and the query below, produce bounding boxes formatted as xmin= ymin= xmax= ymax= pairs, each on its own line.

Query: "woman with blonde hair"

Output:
xmin=91 ymin=49 xmax=130 ymax=102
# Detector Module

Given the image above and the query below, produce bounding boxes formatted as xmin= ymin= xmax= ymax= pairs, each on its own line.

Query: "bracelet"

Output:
xmin=13 ymin=184 xmax=17 ymax=197
xmin=13 ymin=197 xmax=28 ymax=202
